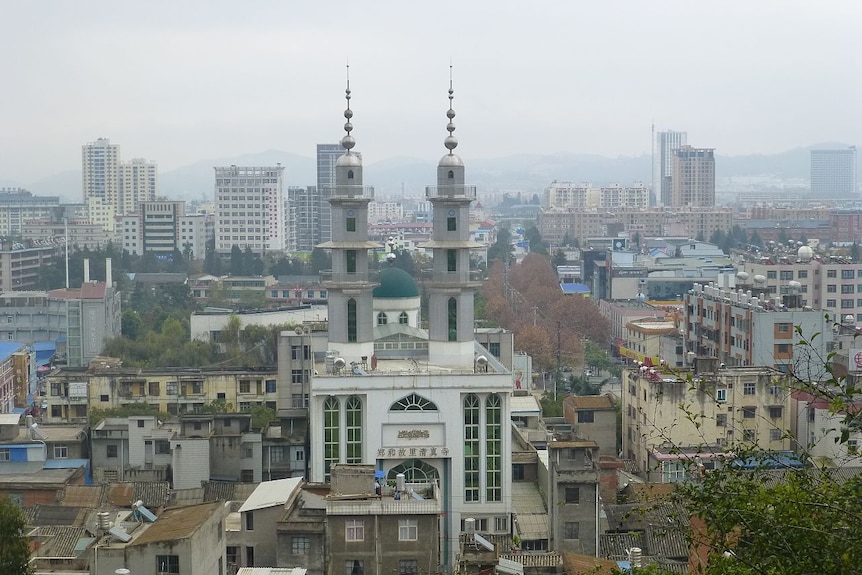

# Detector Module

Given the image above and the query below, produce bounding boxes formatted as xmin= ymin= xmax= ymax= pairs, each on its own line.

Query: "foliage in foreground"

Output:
xmin=0 ymin=495 xmax=32 ymax=575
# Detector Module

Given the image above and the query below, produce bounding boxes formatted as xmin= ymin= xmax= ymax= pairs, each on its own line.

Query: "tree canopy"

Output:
xmin=0 ymin=496 xmax=32 ymax=575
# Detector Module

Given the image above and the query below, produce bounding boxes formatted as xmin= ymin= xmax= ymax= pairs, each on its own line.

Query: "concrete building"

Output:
xmin=22 ymin=219 xmax=113 ymax=251
xmin=654 ymin=130 xmax=687 ymax=207
xmin=811 ymin=147 xmax=857 ymax=198
xmin=92 ymin=501 xmax=227 ymax=575
xmin=82 ymin=138 xmax=120 ymax=209
xmin=41 ymin=366 xmax=278 ymax=424
xmin=619 ymin=319 xmax=678 ymax=365
xmin=545 ymin=182 xmax=650 ymax=210
xmin=285 ymin=185 xmax=318 ymax=252
xmin=0 ymin=242 xmax=61 ymax=291
xmin=792 ymin=389 xmax=862 ymax=467
xmin=739 ymin=248 xmax=862 ymax=325
xmin=621 ymin=363 xmax=795 ymax=482
xmin=670 ymin=146 xmax=715 ymax=207
xmin=0 ymin=188 xmax=61 ymax=236
xmin=562 ymin=394 xmax=618 ymax=457
xmin=86 ymin=196 xmax=116 ymax=233
xmin=299 ymin=82 xmax=513 ymax=572
xmin=214 ymin=165 xmax=286 ymax=254
xmin=326 ymin=465 xmax=441 ymax=575
xmin=684 ymin=281 xmax=832 ymax=378
xmin=544 ymin=437 xmax=599 ymax=556
xmin=118 ymin=157 xmax=158 ymax=214
xmin=234 ymin=477 xmax=305 ymax=569
xmin=538 ymin=207 xmax=733 ymax=247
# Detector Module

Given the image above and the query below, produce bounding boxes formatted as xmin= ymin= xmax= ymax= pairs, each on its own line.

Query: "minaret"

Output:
xmin=318 ymin=68 xmax=381 ymax=361
xmin=424 ymin=69 xmax=482 ymax=367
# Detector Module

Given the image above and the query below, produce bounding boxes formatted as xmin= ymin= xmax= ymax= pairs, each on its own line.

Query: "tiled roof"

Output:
xmin=25 ymin=505 xmax=87 ymax=526
xmin=646 ymin=526 xmax=689 ymax=560
xmin=134 ymin=481 xmax=171 ymax=508
xmin=562 ymin=552 xmax=619 ymax=575
xmin=130 ymin=502 xmax=221 ymax=545
xmin=173 ymin=487 xmax=205 ymax=506
xmin=107 ymin=483 xmax=135 ymax=507
xmin=567 ymin=394 xmax=616 ymax=410
xmin=600 ymin=532 xmax=642 ymax=560
xmin=202 ymin=481 xmax=257 ymax=502
xmin=31 ymin=526 xmax=92 ymax=558
xmin=61 ymin=485 xmax=106 ymax=508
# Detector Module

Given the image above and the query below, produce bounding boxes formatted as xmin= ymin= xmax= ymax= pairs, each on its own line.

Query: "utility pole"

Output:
xmin=555 ymin=321 xmax=562 ymax=401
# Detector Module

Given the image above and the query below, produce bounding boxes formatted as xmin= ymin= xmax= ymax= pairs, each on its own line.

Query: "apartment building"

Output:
xmin=621 ymin=363 xmax=795 ymax=482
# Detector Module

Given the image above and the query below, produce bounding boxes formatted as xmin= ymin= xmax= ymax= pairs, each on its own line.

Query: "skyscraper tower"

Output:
xmin=653 ymin=130 xmax=687 ymax=207
xmin=318 ymin=72 xmax=380 ymax=360
xmin=423 ymin=71 xmax=481 ymax=367
xmin=82 ymin=138 xmax=120 ymax=206
xmin=670 ymin=145 xmax=715 ymax=207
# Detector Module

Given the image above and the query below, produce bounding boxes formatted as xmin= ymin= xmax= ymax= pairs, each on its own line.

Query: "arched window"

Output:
xmin=463 ymin=394 xmax=480 ymax=502
xmin=486 ymin=394 xmax=502 ymax=502
xmin=387 ymin=459 xmax=439 ymax=483
xmin=448 ymin=170 xmax=454 ymax=179
xmin=348 ymin=170 xmax=354 ymax=179
xmin=398 ymin=311 xmax=409 ymax=325
xmin=377 ymin=312 xmax=388 ymax=326
xmin=448 ymin=297 xmax=458 ymax=342
xmin=347 ymin=299 xmax=357 ymax=342
xmin=346 ymin=395 xmax=362 ymax=463
xmin=390 ymin=393 xmax=438 ymax=411
xmin=323 ymin=396 xmax=340 ymax=482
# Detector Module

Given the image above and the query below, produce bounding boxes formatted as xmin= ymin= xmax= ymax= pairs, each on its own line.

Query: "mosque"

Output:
xmin=299 ymin=74 xmax=515 ymax=570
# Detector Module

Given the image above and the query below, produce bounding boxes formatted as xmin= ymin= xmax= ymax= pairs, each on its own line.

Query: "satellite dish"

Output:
xmin=294 ymin=327 xmax=304 ymax=335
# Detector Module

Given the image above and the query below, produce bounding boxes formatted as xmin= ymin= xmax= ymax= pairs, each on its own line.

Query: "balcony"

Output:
xmin=425 ymin=185 xmax=477 ymax=200
xmin=320 ymin=184 xmax=375 ymax=200
xmin=319 ymin=269 xmax=380 ymax=286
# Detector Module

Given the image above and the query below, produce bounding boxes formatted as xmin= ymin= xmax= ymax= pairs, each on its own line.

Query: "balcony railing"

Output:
xmin=319 ymin=269 xmax=380 ymax=284
xmin=320 ymin=184 xmax=375 ymax=200
xmin=425 ymin=185 xmax=477 ymax=199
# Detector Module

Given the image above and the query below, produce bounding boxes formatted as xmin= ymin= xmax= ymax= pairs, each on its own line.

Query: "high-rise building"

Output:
xmin=670 ymin=145 xmax=715 ymax=207
xmin=653 ymin=130 xmax=687 ymax=206
xmin=82 ymin=138 xmax=120 ymax=207
xmin=118 ymin=158 xmax=158 ymax=214
xmin=286 ymin=185 xmax=319 ymax=252
xmin=213 ymin=165 xmax=285 ymax=254
xmin=811 ymin=147 xmax=857 ymax=198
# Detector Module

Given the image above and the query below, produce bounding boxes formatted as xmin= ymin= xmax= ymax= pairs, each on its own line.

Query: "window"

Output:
xmin=827 ymin=269 xmax=837 ymax=278
xmin=377 ymin=312 xmax=388 ymax=325
xmin=347 ymin=299 xmax=357 ymax=343
xmin=743 ymin=382 xmax=756 ymax=395
xmin=843 ymin=285 xmax=855 ymax=294
xmin=770 ymin=428 xmax=783 ymax=441
xmin=716 ymin=389 xmax=727 ymax=402
xmin=346 ymin=250 xmax=357 ymax=274
xmin=346 ymin=560 xmax=364 ymax=575
xmin=242 ymin=447 xmax=254 ymax=459
xmin=53 ymin=445 xmax=68 ymax=459
xmin=798 ymin=270 xmax=808 ymax=278
xmin=155 ymin=441 xmax=170 ymax=455
xmin=827 ymin=299 xmax=837 ymax=308
xmin=156 ymin=555 xmax=180 ymax=574
xmin=391 ymin=393 xmax=438 ymax=411
xmin=241 ymin=469 xmax=254 ymax=482
xmin=766 ymin=271 xmax=777 ymax=279
xmin=398 ymin=518 xmax=418 ymax=541
xmin=265 ymin=379 xmax=276 ymax=393
xmin=346 ymin=217 xmax=356 ymax=232
xmin=777 ymin=322 xmax=791 ymax=332
xmin=716 ymin=414 xmax=727 ymax=427
xmin=137 ymin=420 xmax=145 ymax=428
xmin=577 ymin=410 xmax=594 ymax=423
xmin=447 ymin=216 xmax=457 ymax=231
xmin=448 ymin=297 xmax=458 ymax=342
xmin=742 ymin=406 xmax=756 ymax=419
xmin=483 ymin=394 xmax=502 ymax=503
xmin=239 ymin=381 xmax=250 ymax=394
xmin=100 ymin=394 xmax=109 ymax=402
xmin=565 ymin=487 xmax=580 ymax=503
xmin=346 ymin=519 xmax=364 ymax=541
xmin=107 ymin=445 xmax=118 ymax=458
xmin=399 ymin=311 xmax=409 ymax=325
xmin=0 ymin=448 xmax=10 ymax=461
xmin=769 ymin=385 xmax=782 ymax=395
xmin=563 ymin=522 xmax=580 ymax=539
xmin=346 ymin=396 xmax=362 ymax=464
xmin=769 ymin=406 xmax=783 ymax=418
xmin=245 ymin=511 xmax=254 ymax=530
xmin=487 ymin=341 xmax=501 ymax=358
xmin=291 ymin=536 xmax=310 ymax=554
xmin=827 ymin=284 xmax=837 ymax=293
xmin=149 ymin=382 xmax=160 ymax=396
xmin=495 ymin=516 xmax=508 ymax=532
xmin=447 ymin=249 xmax=457 ymax=272
xmin=399 ymin=560 xmax=418 ymax=575
xmin=843 ymin=269 xmax=855 ymax=279
xmin=324 ymin=396 xmax=340 ymax=482
xmin=464 ymin=394 xmax=480 ymax=502
xmin=842 ymin=299 xmax=855 ymax=309
xmin=779 ymin=270 xmax=793 ymax=280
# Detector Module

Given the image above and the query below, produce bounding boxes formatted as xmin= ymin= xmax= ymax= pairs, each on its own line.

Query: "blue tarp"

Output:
xmin=560 ymin=283 xmax=591 ymax=294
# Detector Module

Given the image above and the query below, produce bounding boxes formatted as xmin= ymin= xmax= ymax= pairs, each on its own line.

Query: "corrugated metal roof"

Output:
xmin=238 ymin=477 xmax=303 ymax=513
xmin=31 ymin=526 xmax=91 ymax=559
xmin=511 ymin=395 xmax=541 ymax=415
xmin=511 ymin=482 xmax=548 ymax=540
xmin=567 ymin=394 xmax=616 ymax=410
xmin=61 ymin=485 xmax=106 ymax=508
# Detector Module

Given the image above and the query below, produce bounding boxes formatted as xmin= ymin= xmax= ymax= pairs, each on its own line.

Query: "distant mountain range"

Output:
xmin=1 ymin=143 xmax=851 ymax=203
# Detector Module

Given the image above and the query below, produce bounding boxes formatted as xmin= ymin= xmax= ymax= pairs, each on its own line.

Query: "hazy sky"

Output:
xmin=1 ymin=0 xmax=860 ymax=181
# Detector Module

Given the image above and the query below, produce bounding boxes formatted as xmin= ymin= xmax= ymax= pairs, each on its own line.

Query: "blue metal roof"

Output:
xmin=0 ymin=341 xmax=25 ymax=362
xmin=560 ymin=283 xmax=591 ymax=294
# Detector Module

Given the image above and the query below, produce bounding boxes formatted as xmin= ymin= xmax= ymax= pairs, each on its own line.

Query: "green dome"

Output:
xmin=373 ymin=266 xmax=420 ymax=298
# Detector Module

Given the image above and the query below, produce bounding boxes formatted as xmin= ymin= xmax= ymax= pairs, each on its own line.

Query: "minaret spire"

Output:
xmin=445 ymin=65 xmax=458 ymax=156
xmin=342 ymin=64 xmax=356 ymax=154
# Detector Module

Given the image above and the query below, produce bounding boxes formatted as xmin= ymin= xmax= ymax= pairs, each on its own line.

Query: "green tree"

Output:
xmin=525 ymin=225 xmax=548 ymax=255
xmin=0 ymin=496 xmax=32 ymax=575
xmin=551 ymin=249 xmax=567 ymax=268
xmin=121 ymin=309 xmax=143 ymax=340
xmin=487 ymin=226 xmax=514 ymax=264
xmin=230 ymin=245 xmax=244 ymax=276
xmin=309 ymin=248 xmax=331 ymax=274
